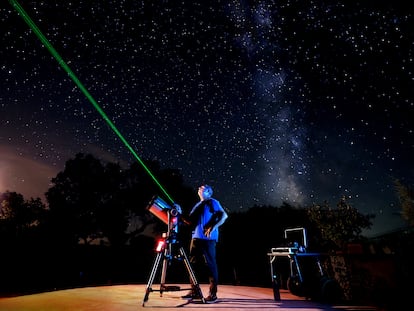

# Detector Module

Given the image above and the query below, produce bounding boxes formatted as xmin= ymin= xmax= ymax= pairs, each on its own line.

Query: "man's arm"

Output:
xmin=204 ymin=202 xmax=228 ymax=237
xmin=213 ymin=208 xmax=228 ymax=229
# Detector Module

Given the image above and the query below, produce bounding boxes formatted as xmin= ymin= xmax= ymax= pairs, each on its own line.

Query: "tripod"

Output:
xmin=142 ymin=213 xmax=205 ymax=306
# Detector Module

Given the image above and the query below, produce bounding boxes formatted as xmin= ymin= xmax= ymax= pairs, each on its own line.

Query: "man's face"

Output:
xmin=198 ymin=185 xmax=211 ymax=200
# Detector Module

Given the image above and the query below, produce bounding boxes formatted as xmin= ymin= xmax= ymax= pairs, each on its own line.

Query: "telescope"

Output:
xmin=147 ymin=196 xmax=180 ymax=234
xmin=143 ymin=196 xmax=205 ymax=305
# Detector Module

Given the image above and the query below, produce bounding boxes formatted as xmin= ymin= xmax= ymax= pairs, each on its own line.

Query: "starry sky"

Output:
xmin=1 ymin=0 xmax=413 ymax=236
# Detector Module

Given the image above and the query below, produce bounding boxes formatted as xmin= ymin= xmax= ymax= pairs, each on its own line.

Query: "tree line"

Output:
xmin=0 ymin=152 xmax=377 ymax=249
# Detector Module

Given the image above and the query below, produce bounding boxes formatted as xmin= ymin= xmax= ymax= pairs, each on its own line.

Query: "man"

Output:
xmin=182 ymin=184 xmax=228 ymax=303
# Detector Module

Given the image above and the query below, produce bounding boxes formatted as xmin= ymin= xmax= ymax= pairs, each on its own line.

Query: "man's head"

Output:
xmin=198 ymin=184 xmax=213 ymax=200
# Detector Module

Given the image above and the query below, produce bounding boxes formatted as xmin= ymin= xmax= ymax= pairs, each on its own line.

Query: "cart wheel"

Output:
xmin=287 ymin=276 xmax=304 ymax=296
xmin=320 ymin=276 xmax=342 ymax=303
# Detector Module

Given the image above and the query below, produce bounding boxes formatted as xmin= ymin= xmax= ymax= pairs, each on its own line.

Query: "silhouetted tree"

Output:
xmin=307 ymin=196 xmax=374 ymax=252
xmin=0 ymin=191 xmax=46 ymax=244
xmin=394 ymin=179 xmax=414 ymax=226
xmin=45 ymin=153 xmax=194 ymax=247
xmin=46 ymin=153 xmax=111 ymax=246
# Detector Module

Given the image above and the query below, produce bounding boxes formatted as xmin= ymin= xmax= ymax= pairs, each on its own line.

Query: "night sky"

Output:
xmin=1 ymin=0 xmax=413 ymax=236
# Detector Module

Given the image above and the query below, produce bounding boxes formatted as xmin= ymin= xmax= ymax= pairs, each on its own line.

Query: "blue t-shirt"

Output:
xmin=190 ymin=198 xmax=224 ymax=242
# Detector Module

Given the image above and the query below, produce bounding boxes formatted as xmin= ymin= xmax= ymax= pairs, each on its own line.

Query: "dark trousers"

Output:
xmin=189 ymin=238 xmax=218 ymax=296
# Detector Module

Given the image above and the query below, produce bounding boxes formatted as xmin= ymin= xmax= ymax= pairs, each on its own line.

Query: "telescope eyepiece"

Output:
xmin=170 ymin=208 xmax=179 ymax=217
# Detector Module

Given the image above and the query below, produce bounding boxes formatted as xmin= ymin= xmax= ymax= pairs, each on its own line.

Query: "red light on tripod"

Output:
xmin=155 ymin=239 xmax=165 ymax=252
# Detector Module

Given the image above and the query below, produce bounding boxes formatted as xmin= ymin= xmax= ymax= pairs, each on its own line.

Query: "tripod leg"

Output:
xmin=179 ymin=246 xmax=206 ymax=304
xmin=142 ymin=251 xmax=163 ymax=306
xmin=159 ymin=246 xmax=170 ymax=295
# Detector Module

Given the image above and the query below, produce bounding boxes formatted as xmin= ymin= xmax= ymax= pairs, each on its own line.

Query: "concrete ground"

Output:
xmin=0 ymin=284 xmax=377 ymax=311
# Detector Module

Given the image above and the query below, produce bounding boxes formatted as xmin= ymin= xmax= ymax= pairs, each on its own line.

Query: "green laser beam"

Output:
xmin=9 ymin=0 xmax=175 ymax=205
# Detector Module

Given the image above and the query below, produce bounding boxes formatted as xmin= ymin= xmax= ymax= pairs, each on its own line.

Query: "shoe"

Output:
xmin=181 ymin=292 xmax=200 ymax=299
xmin=205 ymin=295 xmax=218 ymax=303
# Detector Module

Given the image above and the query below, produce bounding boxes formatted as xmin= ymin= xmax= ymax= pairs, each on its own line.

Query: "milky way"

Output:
xmin=1 ymin=0 xmax=413 ymax=236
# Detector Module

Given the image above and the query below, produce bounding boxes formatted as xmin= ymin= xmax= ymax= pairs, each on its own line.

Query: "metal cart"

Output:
xmin=268 ymin=227 xmax=341 ymax=301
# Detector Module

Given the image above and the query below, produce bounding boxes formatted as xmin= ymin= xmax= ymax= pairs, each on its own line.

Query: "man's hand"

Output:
xmin=204 ymin=227 xmax=212 ymax=237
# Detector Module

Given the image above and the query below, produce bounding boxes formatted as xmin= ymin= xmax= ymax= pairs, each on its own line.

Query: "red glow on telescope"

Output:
xmin=155 ymin=239 xmax=165 ymax=252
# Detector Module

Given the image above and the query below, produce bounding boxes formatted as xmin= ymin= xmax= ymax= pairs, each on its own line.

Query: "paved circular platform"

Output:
xmin=0 ymin=284 xmax=375 ymax=311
